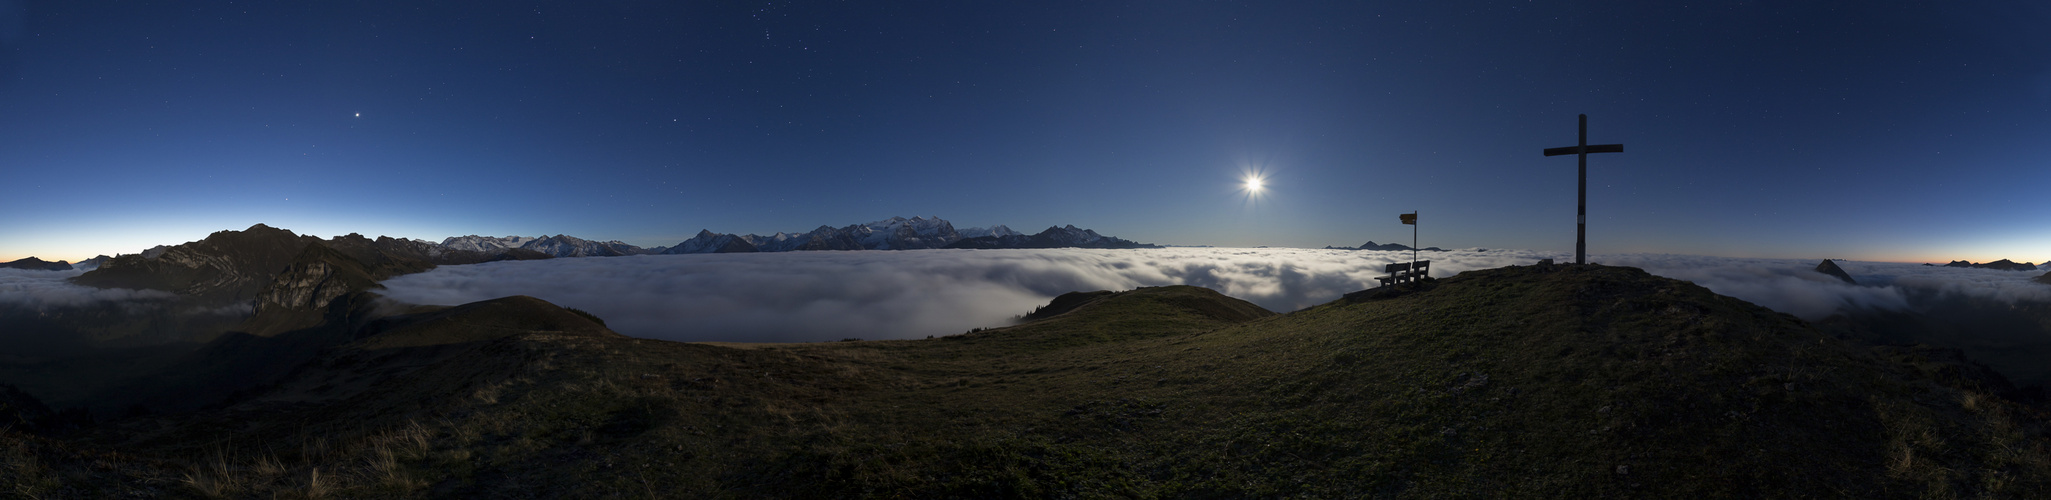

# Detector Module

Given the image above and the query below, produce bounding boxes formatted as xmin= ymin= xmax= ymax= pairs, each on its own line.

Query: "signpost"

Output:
xmin=1400 ymin=211 xmax=1417 ymax=272
xmin=1542 ymin=114 xmax=1624 ymax=264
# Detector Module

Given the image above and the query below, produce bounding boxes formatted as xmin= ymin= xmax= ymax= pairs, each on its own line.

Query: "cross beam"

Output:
xmin=1542 ymin=114 xmax=1623 ymax=265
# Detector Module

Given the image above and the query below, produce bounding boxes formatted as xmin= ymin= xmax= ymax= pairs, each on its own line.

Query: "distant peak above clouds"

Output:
xmin=667 ymin=230 xmax=759 ymax=254
xmin=944 ymin=224 xmax=1155 ymax=250
xmin=1939 ymin=259 xmax=2039 ymax=271
xmin=0 ymin=257 xmax=74 ymax=271
xmin=439 ymin=235 xmax=542 ymax=253
xmin=1324 ymin=241 xmax=1446 ymax=252
xmin=434 ymin=234 xmax=660 ymax=257
xmin=958 ymin=225 xmax=1020 ymax=239
xmin=662 ymin=216 xmax=1154 ymax=254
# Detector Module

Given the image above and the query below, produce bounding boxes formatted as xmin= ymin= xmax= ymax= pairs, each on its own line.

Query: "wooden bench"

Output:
xmin=1375 ymin=260 xmax=1430 ymax=287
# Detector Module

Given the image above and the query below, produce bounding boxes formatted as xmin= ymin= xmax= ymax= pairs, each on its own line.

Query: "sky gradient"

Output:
xmin=3 ymin=1 xmax=2047 ymax=263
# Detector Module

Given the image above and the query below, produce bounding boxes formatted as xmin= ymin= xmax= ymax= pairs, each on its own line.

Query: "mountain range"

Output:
xmin=431 ymin=216 xmax=1147 ymax=256
xmin=662 ymin=216 xmax=1154 ymax=254
xmin=944 ymin=224 xmax=1156 ymax=249
xmin=1940 ymin=259 xmax=2040 ymax=271
xmin=15 ymin=225 xmax=549 ymax=351
xmin=438 ymin=234 xmax=659 ymax=257
xmin=0 ymin=257 xmax=76 ymax=271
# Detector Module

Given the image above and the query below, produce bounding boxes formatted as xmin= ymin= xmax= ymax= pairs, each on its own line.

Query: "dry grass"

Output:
xmin=305 ymin=466 xmax=328 ymax=499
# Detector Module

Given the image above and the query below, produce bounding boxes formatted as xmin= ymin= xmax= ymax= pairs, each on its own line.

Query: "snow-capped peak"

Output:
xmin=958 ymin=225 xmax=1019 ymax=238
xmin=440 ymin=235 xmax=542 ymax=253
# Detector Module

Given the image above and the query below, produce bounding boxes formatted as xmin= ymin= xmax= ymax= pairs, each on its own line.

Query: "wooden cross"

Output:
xmin=1542 ymin=114 xmax=1623 ymax=265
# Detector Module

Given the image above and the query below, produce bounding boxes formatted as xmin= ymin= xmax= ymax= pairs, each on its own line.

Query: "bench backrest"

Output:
xmin=1383 ymin=260 xmax=1432 ymax=274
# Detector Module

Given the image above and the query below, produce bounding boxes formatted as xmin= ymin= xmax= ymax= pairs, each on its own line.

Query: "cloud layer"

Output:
xmin=0 ymin=268 xmax=177 ymax=311
xmin=375 ymin=248 xmax=1551 ymax=342
xmin=375 ymin=248 xmax=2051 ymax=343
xmin=10 ymin=245 xmax=2044 ymax=346
xmin=1598 ymin=255 xmax=2051 ymax=320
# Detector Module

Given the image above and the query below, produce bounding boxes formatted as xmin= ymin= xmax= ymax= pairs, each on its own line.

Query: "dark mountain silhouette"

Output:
xmin=74 ymin=255 xmax=111 ymax=270
xmin=667 ymin=217 xmax=1154 ymax=253
xmin=1329 ymin=241 xmax=1445 ymax=251
xmin=73 ymin=225 xmax=535 ymax=315
xmin=490 ymin=247 xmax=556 ymax=261
xmin=1814 ymin=259 xmax=1857 ymax=284
xmin=237 ymin=241 xmax=391 ymax=336
xmin=0 ymin=225 xmax=555 ymax=413
xmin=945 ymin=225 xmax=1159 ymax=249
xmin=1941 ymin=259 xmax=2039 ymax=271
xmin=71 ymin=224 xmax=311 ymax=305
xmin=665 ymin=230 xmax=760 ymax=254
xmin=0 ymin=257 xmax=71 ymax=271
xmin=759 ymin=216 xmax=963 ymax=251
xmin=49 ymin=225 xmax=536 ymax=346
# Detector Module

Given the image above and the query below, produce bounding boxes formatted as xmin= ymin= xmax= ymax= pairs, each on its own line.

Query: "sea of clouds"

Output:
xmin=367 ymin=248 xmax=2051 ymax=343
xmin=1598 ymin=254 xmax=2051 ymax=320
xmin=7 ymin=248 xmax=2045 ymax=343
xmin=376 ymin=248 xmax=1532 ymax=343
xmin=0 ymin=267 xmax=175 ymax=311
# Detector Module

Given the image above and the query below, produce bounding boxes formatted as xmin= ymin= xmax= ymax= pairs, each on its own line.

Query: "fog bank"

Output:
xmin=0 ymin=268 xmax=176 ymax=311
xmin=373 ymin=248 xmax=2051 ymax=343
xmin=375 ymin=248 xmax=1550 ymax=342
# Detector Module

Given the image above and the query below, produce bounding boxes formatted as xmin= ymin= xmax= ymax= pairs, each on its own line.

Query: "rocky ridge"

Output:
xmin=0 ymin=257 xmax=73 ymax=271
xmin=1814 ymin=259 xmax=1857 ymax=284
xmin=1942 ymin=259 xmax=2039 ymax=271
xmin=60 ymin=225 xmax=553 ymax=344
xmin=670 ymin=217 xmax=1155 ymax=253
xmin=439 ymin=234 xmax=662 ymax=257
xmin=664 ymin=230 xmax=761 ymax=254
xmin=944 ymin=224 xmax=1158 ymax=249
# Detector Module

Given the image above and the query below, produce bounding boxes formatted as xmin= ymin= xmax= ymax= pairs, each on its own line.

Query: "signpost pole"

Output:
xmin=1398 ymin=211 xmax=1419 ymax=285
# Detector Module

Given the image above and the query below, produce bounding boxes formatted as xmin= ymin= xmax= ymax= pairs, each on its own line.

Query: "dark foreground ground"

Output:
xmin=5 ymin=264 xmax=2048 ymax=498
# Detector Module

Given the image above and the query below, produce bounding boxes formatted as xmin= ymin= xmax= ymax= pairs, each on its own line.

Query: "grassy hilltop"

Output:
xmin=5 ymin=264 xmax=2049 ymax=498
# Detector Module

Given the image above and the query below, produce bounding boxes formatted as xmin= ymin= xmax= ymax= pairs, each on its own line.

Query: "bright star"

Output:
xmin=354 ymin=112 xmax=360 ymax=117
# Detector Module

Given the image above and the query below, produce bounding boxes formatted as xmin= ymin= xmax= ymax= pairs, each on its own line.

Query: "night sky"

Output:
xmin=4 ymin=1 xmax=2047 ymax=264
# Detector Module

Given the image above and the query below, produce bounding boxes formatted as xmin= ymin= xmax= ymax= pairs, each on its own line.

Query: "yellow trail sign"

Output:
xmin=1400 ymin=213 xmax=1416 ymax=225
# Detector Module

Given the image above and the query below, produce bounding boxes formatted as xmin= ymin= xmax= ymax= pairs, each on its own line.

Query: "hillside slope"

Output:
xmin=6 ymin=266 xmax=2048 ymax=498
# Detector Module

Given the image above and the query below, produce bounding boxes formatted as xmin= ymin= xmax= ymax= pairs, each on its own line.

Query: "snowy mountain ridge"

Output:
xmin=958 ymin=225 xmax=1020 ymax=239
xmin=667 ymin=217 xmax=1153 ymax=253
xmin=440 ymin=235 xmax=542 ymax=253
xmin=433 ymin=217 xmax=1151 ymax=257
xmin=436 ymin=234 xmax=657 ymax=257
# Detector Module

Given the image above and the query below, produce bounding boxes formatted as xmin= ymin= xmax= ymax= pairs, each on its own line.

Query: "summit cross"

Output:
xmin=1542 ymin=114 xmax=1623 ymax=265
